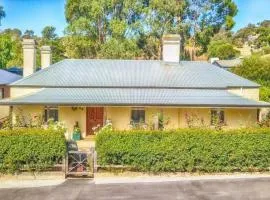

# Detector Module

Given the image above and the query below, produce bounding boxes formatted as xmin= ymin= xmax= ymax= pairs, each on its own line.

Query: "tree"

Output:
xmin=2 ymin=28 xmax=22 ymax=38
xmin=0 ymin=34 xmax=17 ymax=69
xmin=41 ymin=26 xmax=57 ymax=41
xmin=98 ymin=38 xmax=141 ymax=59
xmin=65 ymin=0 xmax=146 ymax=58
xmin=23 ymin=30 xmax=35 ymax=39
xmin=40 ymin=26 xmax=65 ymax=63
xmin=233 ymin=56 xmax=270 ymax=102
xmin=0 ymin=6 xmax=5 ymax=26
xmin=186 ymin=0 xmax=238 ymax=54
xmin=207 ymin=39 xmax=239 ymax=59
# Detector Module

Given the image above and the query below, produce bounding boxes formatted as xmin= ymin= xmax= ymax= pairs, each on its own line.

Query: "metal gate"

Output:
xmin=65 ymin=147 xmax=96 ymax=177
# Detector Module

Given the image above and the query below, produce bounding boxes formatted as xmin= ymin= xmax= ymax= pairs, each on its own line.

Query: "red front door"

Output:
xmin=86 ymin=107 xmax=104 ymax=135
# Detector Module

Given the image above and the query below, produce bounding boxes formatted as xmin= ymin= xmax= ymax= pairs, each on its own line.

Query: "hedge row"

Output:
xmin=96 ymin=128 xmax=270 ymax=173
xmin=0 ymin=128 xmax=67 ymax=174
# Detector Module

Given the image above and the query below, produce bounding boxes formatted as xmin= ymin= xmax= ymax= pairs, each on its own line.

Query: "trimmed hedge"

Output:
xmin=96 ymin=128 xmax=270 ymax=173
xmin=0 ymin=128 xmax=67 ymax=174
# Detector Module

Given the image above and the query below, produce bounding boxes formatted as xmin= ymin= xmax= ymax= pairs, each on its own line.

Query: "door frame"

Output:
xmin=86 ymin=107 xmax=104 ymax=136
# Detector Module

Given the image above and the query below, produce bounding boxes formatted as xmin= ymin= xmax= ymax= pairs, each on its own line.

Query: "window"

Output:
xmin=131 ymin=108 xmax=145 ymax=124
xmin=44 ymin=106 xmax=58 ymax=122
xmin=211 ymin=109 xmax=225 ymax=125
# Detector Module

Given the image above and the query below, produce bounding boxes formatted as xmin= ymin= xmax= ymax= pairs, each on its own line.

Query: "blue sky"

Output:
xmin=0 ymin=0 xmax=270 ymax=36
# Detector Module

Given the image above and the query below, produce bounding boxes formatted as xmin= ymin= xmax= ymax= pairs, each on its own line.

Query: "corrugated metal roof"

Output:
xmin=213 ymin=59 xmax=242 ymax=69
xmin=0 ymin=69 xmax=22 ymax=85
xmin=1 ymin=88 xmax=268 ymax=107
xmin=11 ymin=59 xmax=259 ymax=88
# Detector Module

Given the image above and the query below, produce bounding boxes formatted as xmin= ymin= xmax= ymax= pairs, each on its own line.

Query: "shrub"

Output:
xmin=0 ymin=128 xmax=67 ymax=174
xmin=96 ymin=128 xmax=270 ymax=173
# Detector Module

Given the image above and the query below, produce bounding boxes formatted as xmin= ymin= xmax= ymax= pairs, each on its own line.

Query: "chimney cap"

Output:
xmin=40 ymin=46 xmax=51 ymax=53
xmin=162 ymin=34 xmax=181 ymax=42
xmin=22 ymin=39 xmax=36 ymax=49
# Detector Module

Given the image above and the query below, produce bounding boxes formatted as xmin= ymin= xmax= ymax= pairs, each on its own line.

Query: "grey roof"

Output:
xmin=213 ymin=59 xmax=242 ymax=69
xmin=0 ymin=69 xmax=22 ymax=85
xmin=11 ymin=59 xmax=259 ymax=88
xmin=1 ymin=88 xmax=269 ymax=107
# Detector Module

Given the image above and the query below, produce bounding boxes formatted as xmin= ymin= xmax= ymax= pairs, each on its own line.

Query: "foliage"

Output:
xmin=233 ymin=56 xmax=270 ymax=102
xmin=64 ymin=0 xmax=237 ymax=58
xmin=96 ymin=128 xmax=270 ymax=173
xmin=233 ymin=20 xmax=270 ymax=49
xmin=0 ymin=128 xmax=67 ymax=174
xmin=207 ymin=39 xmax=239 ymax=59
xmin=22 ymin=30 xmax=35 ymax=39
xmin=186 ymin=0 xmax=238 ymax=54
xmin=41 ymin=26 xmax=57 ymax=40
xmin=258 ymin=112 xmax=270 ymax=127
xmin=98 ymin=38 xmax=141 ymax=59
xmin=0 ymin=33 xmax=22 ymax=69
xmin=40 ymin=26 xmax=66 ymax=63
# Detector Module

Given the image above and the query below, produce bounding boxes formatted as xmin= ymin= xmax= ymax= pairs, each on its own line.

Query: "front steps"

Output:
xmin=76 ymin=136 xmax=96 ymax=151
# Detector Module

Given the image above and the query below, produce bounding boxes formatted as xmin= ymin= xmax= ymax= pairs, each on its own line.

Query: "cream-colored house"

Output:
xmin=0 ymin=35 xmax=269 ymax=138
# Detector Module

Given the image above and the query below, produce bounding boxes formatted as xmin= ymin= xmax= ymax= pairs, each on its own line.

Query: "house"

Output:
xmin=0 ymin=35 xmax=269 ymax=138
xmin=211 ymin=58 xmax=242 ymax=70
xmin=0 ymin=69 xmax=21 ymax=119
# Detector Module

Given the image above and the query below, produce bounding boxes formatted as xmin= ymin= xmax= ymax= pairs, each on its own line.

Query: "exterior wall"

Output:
xmin=105 ymin=107 xmax=131 ymax=130
xmin=10 ymin=87 xmax=42 ymax=98
xmin=13 ymin=105 xmax=43 ymax=126
xmin=178 ymin=108 xmax=210 ymax=128
xmin=0 ymin=86 xmax=10 ymax=119
xmin=225 ymin=108 xmax=257 ymax=128
xmin=0 ymin=106 xmax=9 ymax=119
xmin=228 ymin=88 xmax=260 ymax=101
xmin=10 ymin=106 xmax=259 ymax=137
xmin=105 ymin=107 xmax=257 ymax=130
xmin=59 ymin=107 xmax=86 ymax=139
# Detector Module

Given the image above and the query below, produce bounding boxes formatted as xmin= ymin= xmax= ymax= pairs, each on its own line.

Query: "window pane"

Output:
xmin=131 ymin=109 xmax=145 ymax=123
xmin=211 ymin=109 xmax=225 ymax=125
xmin=44 ymin=107 xmax=58 ymax=122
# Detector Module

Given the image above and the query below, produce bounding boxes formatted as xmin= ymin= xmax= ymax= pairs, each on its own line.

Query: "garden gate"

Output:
xmin=65 ymin=147 xmax=96 ymax=177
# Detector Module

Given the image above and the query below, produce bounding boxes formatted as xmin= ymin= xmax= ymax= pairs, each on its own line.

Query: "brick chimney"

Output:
xmin=162 ymin=34 xmax=181 ymax=63
xmin=22 ymin=39 xmax=37 ymax=77
xmin=40 ymin=46 xmax=52 ymax=69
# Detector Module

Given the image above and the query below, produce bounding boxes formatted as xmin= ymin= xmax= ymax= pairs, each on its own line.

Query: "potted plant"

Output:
xmin=72 ymin=121 xmax=81 ymax=141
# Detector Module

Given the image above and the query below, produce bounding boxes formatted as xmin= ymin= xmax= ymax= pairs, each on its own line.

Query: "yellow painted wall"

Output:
xmin=13 ymin=105 xmax=43 ymax=126
xmin=0 ymin=106 xmax=9 ymax=119
xmin=178 ymin=108 xmax=210 ymax=128
xmin=228 ymin=88 xmax=260 ymax=101
xmin=105 ymin=107 xmax=131 ymax=130
xmin=10 ymin=106 xmax=259 ymax=134
xmin=225 ymin=108 xmax=257 ymax=128
xmin=10 ymin=87 xmax=42 ymax=98
xmin=59 ymin=107 xmax=86 ymax=139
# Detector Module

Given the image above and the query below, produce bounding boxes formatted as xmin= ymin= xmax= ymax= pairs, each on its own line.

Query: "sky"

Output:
xmin=0 ymin=0 xmax=270 ymax=36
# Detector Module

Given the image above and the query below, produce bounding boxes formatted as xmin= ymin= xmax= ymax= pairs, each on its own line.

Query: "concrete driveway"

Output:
xmin=0 ymin=177 xmax=270 ymax=200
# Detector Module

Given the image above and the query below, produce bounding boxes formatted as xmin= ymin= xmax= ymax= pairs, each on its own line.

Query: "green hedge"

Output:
xmin=0 ymin=128 xmax=67 ymax=174
xmin=96 ymin=128 xmax=270 ymax=173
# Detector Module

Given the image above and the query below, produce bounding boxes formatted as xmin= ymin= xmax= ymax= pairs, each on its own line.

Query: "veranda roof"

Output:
xmin=0 ymin=88 xmax=269 ymax=108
